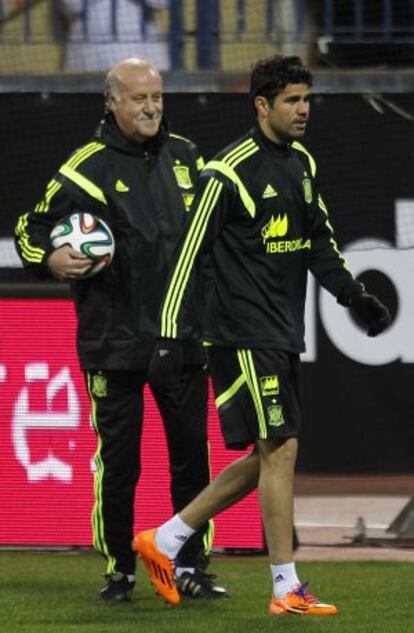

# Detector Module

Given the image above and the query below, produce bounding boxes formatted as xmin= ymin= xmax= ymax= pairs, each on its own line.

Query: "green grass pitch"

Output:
xmin=0 ymin=551 xmax=413 ymax=633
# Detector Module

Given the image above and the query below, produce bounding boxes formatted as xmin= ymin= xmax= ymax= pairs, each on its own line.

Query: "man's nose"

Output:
xmin=297 ymin=100 xmax=309 ymax=115
xmin=143 ymin=98 xmax=157 ymax=113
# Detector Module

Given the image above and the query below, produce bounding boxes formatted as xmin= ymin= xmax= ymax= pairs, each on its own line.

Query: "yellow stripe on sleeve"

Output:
xmin=59 ymin=164 xmax=107 ymax=204
xmin=161 ymin=178 xmax=223 ymax=337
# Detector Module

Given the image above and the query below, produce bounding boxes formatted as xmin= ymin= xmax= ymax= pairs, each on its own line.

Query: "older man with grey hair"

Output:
xmin=15 ymin=57 xmax=228 ymax=602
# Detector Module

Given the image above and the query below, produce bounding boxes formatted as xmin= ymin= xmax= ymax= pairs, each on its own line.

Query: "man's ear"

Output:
xmin=255 ymin=95 xmax=269 ymax=117
xmin=105 ymin=92 xmax=116 ymax=113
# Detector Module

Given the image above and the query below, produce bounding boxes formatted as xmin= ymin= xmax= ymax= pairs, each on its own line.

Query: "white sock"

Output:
xmin=155 ymin=514 xmax=196 ymax=559
xmin=175 ymin=566 xmax=195 ymax=577
xmin=271 ymin=562 xmax=300 ymax=599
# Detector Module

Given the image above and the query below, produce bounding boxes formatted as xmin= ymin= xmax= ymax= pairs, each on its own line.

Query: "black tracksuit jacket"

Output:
xmin=160 ymin=124 xmax=361 ymax=352
xmin=15 ymin=113 xmax=205 ymax=369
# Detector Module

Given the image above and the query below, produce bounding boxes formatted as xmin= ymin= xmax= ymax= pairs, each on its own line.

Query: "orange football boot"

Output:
xmin=132 ymin=528 xmax=180 ymax=606
xmin=269 ymin=582 xmax=338 ymax=616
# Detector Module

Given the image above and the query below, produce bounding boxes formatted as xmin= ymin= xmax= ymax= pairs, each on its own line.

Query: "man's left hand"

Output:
xmin=349 ymin=291 xmax=391 ymax=337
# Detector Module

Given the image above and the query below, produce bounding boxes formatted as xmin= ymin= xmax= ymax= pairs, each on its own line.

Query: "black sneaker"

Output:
xmin=99 ymin=573 xmax=135 ymax=602
xmin=176 ymin=569 xmax=229 ymax=599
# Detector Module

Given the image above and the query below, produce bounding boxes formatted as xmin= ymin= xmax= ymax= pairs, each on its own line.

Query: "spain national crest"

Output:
xmin=92 ymin=373 xmax=107 ymax=398
xmin=267 ymin=405 xmax=285 ymax=427
xmin=173 ymin=164 xmax=193 ymax=189
xmin=302 ymin=178 xmax=313 ymax=203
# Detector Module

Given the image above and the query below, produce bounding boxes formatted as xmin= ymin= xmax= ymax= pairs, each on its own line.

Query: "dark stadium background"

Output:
xmin=1 ymin=91 xmax=413 ymax=473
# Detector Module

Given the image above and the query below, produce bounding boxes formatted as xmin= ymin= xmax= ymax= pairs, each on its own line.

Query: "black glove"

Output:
xmin=338 ymin=284 xmax=391 ymax=337
xmin=148 ymin=338 xmax=184 ymax=389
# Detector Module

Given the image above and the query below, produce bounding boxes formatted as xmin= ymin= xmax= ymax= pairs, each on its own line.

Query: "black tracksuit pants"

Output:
xmin=87 ymin=365 xmax=210 ymax=575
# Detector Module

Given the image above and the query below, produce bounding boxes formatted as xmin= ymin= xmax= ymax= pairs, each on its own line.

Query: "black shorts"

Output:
xmin=208 ymin=347 xmax=303 ymax=450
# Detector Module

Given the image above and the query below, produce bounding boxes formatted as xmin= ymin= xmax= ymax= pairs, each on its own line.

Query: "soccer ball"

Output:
xmin=50 ymin=212 xmax=115 ymax=279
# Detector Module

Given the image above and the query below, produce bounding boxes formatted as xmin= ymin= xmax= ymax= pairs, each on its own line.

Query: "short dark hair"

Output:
xmin=249 ymin=55 xmax=313 ymax=106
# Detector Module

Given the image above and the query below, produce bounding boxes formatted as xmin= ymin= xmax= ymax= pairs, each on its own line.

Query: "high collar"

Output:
xmin=252 ymin=123 xmax=291 ymax=156
xmin=94 ymin=112 xmax=168 ymax=156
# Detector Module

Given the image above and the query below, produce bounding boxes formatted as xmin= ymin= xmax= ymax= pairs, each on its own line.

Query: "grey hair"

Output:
xmin=104 ymin=58 xmax=161 ymax=108
xmin=104 ymin=69 xmax=122 ymax=103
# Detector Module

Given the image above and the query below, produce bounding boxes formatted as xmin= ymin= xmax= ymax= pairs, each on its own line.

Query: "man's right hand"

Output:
xmin=47 ymin=246 xmax=93 ymax=281
xmin=148 ymin=339 xmax=184 ymax=389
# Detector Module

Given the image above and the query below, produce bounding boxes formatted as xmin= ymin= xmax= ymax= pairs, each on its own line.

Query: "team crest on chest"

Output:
xmin=173 ymin=163 xmax=193 ymax=190
xmin=302 ymin=178 xmax=313 ymax=203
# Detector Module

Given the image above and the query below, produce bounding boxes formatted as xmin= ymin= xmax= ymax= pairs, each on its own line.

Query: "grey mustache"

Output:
xmin=137 ymin=114 xmax=161 ymax=121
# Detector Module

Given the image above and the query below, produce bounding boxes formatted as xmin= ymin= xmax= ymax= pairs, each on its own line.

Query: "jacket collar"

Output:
xmin=252 ymin=123 xmax=291 ymax=156
xmin=94 ymin=112 xmax=168 ymax=156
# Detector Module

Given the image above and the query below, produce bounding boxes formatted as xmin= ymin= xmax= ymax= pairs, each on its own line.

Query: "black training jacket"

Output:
xmin=15 ymin=113 xmax=205 ymax=369
xmin=160 ymin=124 xmax=361 ymax=353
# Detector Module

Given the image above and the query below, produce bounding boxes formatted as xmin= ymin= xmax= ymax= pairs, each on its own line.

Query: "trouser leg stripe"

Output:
xmin=237 ymin=350 xmax=267 ymax=438
xmin=87 ymin=372 xmax=117 ymax=573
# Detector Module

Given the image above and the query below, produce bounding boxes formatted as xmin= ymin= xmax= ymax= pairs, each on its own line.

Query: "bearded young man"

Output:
xmin=133 ymin=54 xmax=390 ymax=616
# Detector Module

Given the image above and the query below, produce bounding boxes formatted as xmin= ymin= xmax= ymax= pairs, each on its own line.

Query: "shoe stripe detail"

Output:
xmin=151 ymin=560 xmax=161 ymax=581
xmin=150 ymin=560 xmax=173 ymax=589
xmin=176 ymin=570 xmax=229 ymax=598
xmin=161 ymin=567 xmax=173 ymax=588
